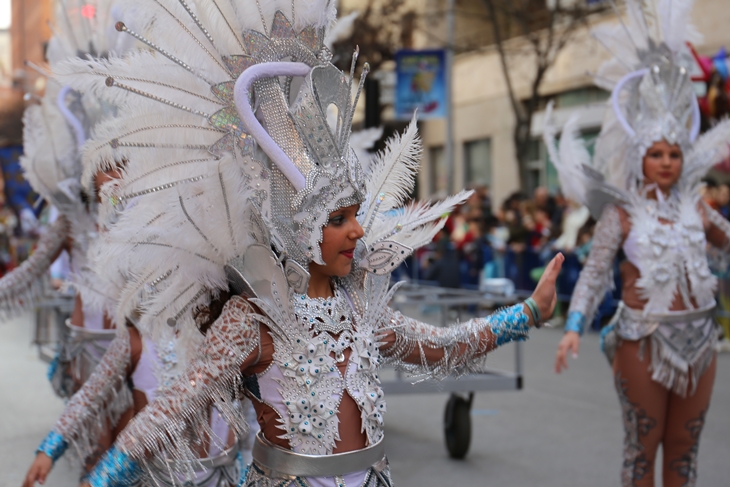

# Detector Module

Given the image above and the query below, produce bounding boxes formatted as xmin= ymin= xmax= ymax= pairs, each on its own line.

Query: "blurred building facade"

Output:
xmin=342 ymin=0 xmax=730 ymax=205
xmin=1 ymin=1 xmax=729 ymax=205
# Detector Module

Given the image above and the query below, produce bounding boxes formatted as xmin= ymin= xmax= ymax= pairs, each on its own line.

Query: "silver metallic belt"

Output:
xmin=65 ymin=319 xmax=117 ymax=341
xmin=151 ymin=442 xmax=240 ymax=472
xmin=621 ymin=301 xmax=716 ymax=324
xmin=616 ymin=301 xmax=716 ymax=341
xmin=252 ymin=432 xmax=386 ymax=479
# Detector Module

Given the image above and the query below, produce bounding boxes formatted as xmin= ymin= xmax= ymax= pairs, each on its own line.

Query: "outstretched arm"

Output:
xmin=701 ymin=200 xmax=730 ymax=251
xmin=379 ymin=254 xmax=563 ymax=379
xmin=25 ymin=328 xmax=133 ymax=487
xmin=555 ymin=205 xmax=624 ymax=373
xmin=82 ymin=296 xmax=262 ymax=487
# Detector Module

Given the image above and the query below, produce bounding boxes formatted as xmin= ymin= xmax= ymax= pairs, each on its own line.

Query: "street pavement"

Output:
xmin=1 ymin=309 xmax=728 ymax=487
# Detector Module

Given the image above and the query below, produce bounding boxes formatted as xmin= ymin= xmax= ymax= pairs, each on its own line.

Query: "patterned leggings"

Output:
xmin=613 ymin=340 xmax=716 ymax=487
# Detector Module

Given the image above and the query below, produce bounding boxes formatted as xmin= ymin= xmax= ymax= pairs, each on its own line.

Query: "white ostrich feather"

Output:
xmin=683 ymin=119 xmax=730 ymax=186
xmin=81 ymin=106 xmax=219 ymax=188
xmin=364 ymin=191 xmax=471 ymax=250
xmin=542 ymin=103 xmax=590 ymax=205
xmin=325 ymin=11 xmax=358 ymax=48
xmin=350 ymin=126 xmax=383 ymax=172
xmin=593 ymin=0 xmax=701 ymax=89
xmin=54 ymin=51 xmax=223 ymax=115
xmin=20 ymin=102 xmax=76 ymax=204
xmin=194 ymin=0 xmax=246 ymax=57
xmin=90 ymin=154 xmax=252 ymax=354
xmin=362 ymin=116 xmax=420 ymax=226
xmin=233 ymin=0 xmax=336 ymax=32
xmin=659 ymin=0 xmax=702 ymax=52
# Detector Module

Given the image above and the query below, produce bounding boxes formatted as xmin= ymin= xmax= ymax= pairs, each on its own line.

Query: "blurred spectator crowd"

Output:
xmin=406 ymin=180 xmax=730 ymax=333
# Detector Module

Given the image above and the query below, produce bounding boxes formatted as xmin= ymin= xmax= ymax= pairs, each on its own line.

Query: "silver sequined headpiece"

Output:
xmin=609 ymin=41 xmax=699 ymax=186
xmin=235 ymin=60 xmax=368 ymax=266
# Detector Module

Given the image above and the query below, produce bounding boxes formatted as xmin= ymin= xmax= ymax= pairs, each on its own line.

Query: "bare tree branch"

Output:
xmin=480 ymin=0 xmax=605 ymax=188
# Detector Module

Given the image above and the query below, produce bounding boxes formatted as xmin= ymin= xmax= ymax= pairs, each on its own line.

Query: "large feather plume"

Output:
xmin=361 ymin=115 xmax=421 ymax=227
xmin=682 ymin=119 xmax=730 ymax=187
xmin=19 ymin=89 xmax=78 ymax=206
xmin=89 ymin=153 xmax=254 ymax=359
xmin=542 ymin=102 xmax=590 ymax=205
xmin=593 ymin=0 xmax=700 ymax=90
xmin=358 ymin=116 xmax=470 ymax=259
xmin=363 ymin=192 xmax=471 ymax=252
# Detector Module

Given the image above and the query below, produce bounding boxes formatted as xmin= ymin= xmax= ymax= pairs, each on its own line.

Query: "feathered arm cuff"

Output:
xmin=0 ymin=215 xmax=69 ymax=319
xmin=50 ymin=329 xmax=133 ymax=465
xmin=378 ymin=303 xmax=530 ymax=380
xmin=566 ymin=204 xmax=624 ymax=334
xmin=100 ymin=296 xmax=261 ymax=484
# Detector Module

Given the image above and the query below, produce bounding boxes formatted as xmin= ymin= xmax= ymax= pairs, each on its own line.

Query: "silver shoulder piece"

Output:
xmin=227 ymin=206 xmax=310 ymax=297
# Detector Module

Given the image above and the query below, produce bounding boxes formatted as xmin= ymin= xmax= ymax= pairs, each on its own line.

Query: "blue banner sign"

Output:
xmin=395 ymin=49 xmax=446 ymax=120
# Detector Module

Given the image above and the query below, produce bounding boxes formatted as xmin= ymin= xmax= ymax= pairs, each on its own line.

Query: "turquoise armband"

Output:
xmin=564 ymin=311 xmax=586 ymax=336
xmin=37 ymin=430 xmax=68 ymax=463
xmin=490 ymin=304 xmax=531 ymax=347
xmin=87 ymin=447 xmax=141 ymax=487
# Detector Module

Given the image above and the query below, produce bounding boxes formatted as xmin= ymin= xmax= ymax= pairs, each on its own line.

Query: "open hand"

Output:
xmin=529 ymin=253 xmax=564 ymax=324
xmin=555 ymin=331 xmax=580 ymax=373
xmin=22 ymin=453 xmax=52 ymax=487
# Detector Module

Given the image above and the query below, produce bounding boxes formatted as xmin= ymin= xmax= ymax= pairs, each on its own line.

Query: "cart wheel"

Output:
xmin=443 ymin=393 xmax=473 ymax=459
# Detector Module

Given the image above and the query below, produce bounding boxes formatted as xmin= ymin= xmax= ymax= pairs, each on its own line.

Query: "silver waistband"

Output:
xmin=621 ymin=301 xmax=716 ymax=324
xmin=616 ymin=301 xmax=716 ymax=341
xmin=252 ymin=432 xmax=386 ymax=479
xmin=65 ymin=319 xmax=117 ymax=341
xmin=152 ymin=441 xmax=240 ymax=471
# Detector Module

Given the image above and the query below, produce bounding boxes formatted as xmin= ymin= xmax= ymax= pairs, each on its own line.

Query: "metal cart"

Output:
xmin=33 ymin=284 xmax=75 ymax=363
xmin=384 ymin=283 xmax=524 ymax=459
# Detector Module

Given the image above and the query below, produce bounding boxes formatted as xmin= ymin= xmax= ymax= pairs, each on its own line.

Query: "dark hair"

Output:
xmin=193 ymin=290 xmax=231 ymax=335
xmin=703 ymin=176 xmax=719 ymax=189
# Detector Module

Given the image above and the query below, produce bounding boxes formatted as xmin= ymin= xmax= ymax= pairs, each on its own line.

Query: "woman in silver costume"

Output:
xmin=36 ymin=1 xmax=566 ymax=486
xmin=548 ymin=1 xmax=730 ymax=486
xmin=20 ymin=2 xmax=245 ymax=485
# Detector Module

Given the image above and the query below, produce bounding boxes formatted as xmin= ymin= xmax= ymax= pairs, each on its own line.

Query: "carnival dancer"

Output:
xmin=6 ymin=0 xmax=135 ymax=399
xmin=40 ymin=1 xmax=564 ymax=486
xmin=21 ymin=2 xmax=246 ymax=484
xmin=547 ymin=1 xmax=730 ymax=485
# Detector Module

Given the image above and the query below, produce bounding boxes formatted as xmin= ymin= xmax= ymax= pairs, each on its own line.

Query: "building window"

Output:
xmin=464 ymin=138 xmax=491 ymax=187
xmin=429 ymin=145 xmax=447 ymax=195
xmin=524 ymin=138 xmax=545 ymax=195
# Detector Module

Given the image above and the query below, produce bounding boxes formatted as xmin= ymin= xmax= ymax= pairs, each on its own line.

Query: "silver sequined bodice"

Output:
xmin=253 ymin=287 xmax=385 ymax=455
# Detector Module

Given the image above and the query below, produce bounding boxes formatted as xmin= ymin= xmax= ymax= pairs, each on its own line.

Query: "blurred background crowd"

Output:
xmin=405 ymin=182 xmax=730 ymax=348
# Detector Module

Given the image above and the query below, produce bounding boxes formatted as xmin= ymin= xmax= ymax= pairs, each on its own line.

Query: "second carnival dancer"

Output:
xmin=548 ymin=0 xmax=730 ymax=486
xmin=22 ymin=1 xmax=250 ymax=485
xmin=45 ymin=1 xmax=564 ymax=486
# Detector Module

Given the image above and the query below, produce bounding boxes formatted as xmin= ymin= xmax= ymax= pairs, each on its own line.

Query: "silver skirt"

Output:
xmin=602 ymin=302 xmax=718 ymax=396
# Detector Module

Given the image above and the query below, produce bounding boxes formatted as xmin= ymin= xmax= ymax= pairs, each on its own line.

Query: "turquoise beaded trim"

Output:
xmin=37 ymin=430 xmax=68 ymax=463
xmin=565 ymin=311 xmax=586 ymax=336
xmin=490 ymin=304 xmax=530 ymax=347
xmin=87 ymin=447 xmax=141 ymax=487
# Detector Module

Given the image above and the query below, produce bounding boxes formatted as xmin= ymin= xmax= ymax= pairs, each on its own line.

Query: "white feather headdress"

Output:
xmin=1 ymin=0 xmax=134 ymax=319
xmin=544 ymin=0 xmax=730 ymax=216
xmin=54 ymin=0 xmax=468 ymax=367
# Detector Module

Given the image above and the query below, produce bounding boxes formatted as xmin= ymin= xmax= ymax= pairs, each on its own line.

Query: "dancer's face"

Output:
xmin=311 ymin=204 xmax=364 ymax=278
xmin=93 ymin=168 xmax=123 ymax=203
xmin=642 ymin=140 xmax=682 ymax=193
